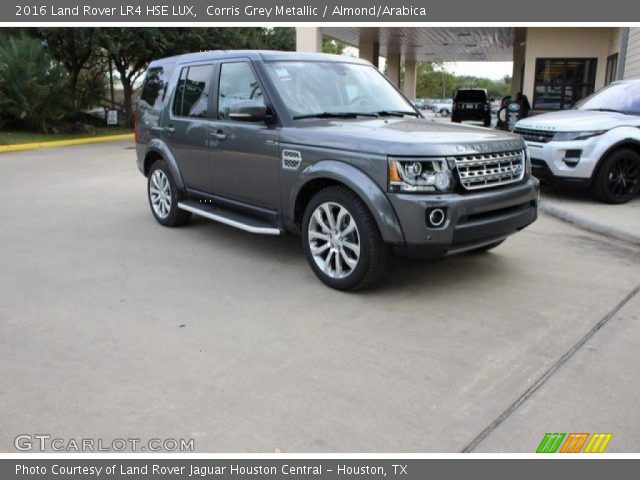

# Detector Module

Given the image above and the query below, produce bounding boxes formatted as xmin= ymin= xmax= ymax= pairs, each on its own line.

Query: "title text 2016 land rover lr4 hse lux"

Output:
xmin=136 ymin=51 xmax=538 ymax=290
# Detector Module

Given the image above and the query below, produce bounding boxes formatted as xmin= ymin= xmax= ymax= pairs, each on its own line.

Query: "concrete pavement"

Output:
xmin=540 ymin=186 xmax=640 ymax=245
xmin=1 ymin=141 xmax=639 ymax=453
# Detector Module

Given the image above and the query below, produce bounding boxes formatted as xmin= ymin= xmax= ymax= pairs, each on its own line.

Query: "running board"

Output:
xmin=177 ymin=200 xmax=282 ymax=235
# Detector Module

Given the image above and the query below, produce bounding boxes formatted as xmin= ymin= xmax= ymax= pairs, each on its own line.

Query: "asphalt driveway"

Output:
xmin=1 ymin=141 xmax=639 ymax=452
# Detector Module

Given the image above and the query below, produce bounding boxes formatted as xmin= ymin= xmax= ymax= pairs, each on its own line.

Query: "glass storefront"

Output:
xmin=533 ymin=58 xmax=597 ymax=110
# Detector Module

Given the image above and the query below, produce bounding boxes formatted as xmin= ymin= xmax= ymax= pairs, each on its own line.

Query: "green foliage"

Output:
xmin=37 ymin=28 xmax=100 ymax=110
xmin=416 ymin=62 xmax=511 ymax=99
xmin=0 ymin=34 xmax=68 ymax=132
xmin=323 ymin=40 xmax=346 ymax=55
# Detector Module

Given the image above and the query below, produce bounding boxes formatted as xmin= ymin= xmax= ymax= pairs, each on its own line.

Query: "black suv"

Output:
xmin=452 ymin=88 xmax=492 ymax=127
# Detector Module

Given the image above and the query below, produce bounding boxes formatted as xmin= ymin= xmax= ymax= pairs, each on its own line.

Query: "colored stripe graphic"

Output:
xmin=537 ymin=433 xmax=565 ymax=453
xmin=560 ymin=433 xmax=589 ymax=453
xmin=584 ymin=433 xmax=613 ymax=453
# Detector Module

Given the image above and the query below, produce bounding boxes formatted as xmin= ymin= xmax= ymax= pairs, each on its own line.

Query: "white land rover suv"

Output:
xmin=514 ymin=79 xmax=640 ymax=203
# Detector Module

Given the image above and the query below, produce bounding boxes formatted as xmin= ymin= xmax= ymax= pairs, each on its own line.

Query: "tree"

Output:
xmin=38 ymin=28 xmax=100 ymax=112
xmin=99 ymin=27 xmax=297 ymax=127
xmin=0 ymin=34 xmax=67 ymax=132
xmin=99 ymin=28 xmax=166 ymax=127
xmin=323 ymin=40 xmax=346 ymax=55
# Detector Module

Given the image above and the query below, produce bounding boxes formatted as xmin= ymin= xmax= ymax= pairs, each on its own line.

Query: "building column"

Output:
xmin=358 ymin=28 xmax=379 ymax=68
xmin=386 ymin=52 xmax=401 ymax=87
xmin=403 ymin=59 xmax=417 ymax=100
xmin=511 ymin=27 xmax=527 ymax=98
xmin=296 ymin=27 xmax=322 ymax=53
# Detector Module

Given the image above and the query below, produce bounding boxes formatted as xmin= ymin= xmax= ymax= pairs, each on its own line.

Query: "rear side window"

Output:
xmin=140 ymin=63 xmax=174 ymax=110
xmin=172 ymin=64 xmax=214 ymax=118
xmin=218 ymin=62 xmax=264 ymax=120
xmin=455 ymin=90 xmax=487 ymax=102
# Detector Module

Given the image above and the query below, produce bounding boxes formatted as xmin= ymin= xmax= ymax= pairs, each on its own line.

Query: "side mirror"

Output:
xmin=227 ymin=100 xmax=268 ymax=122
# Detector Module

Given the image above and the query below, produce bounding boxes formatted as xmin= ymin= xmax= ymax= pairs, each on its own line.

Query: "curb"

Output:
xmin=540 ymin=201 xmax=640 ymax=246
xmin=0 ymin=133 xmax=134 ymax=154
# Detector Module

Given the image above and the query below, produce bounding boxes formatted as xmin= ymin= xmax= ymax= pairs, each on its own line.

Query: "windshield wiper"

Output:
xmin=292 ymin=112 xmax=378 ymax=120
xmin=584 ymin=108 xmax=629 ymax=115
xmin=374 ymin=110 xmax=420 ymax=118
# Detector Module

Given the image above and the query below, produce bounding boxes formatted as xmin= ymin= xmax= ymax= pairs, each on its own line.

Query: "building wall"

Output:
xmin=624 ymin=28 xmax=640 ymax=79
xmin=522 ymin=27 xmax=618 ymax=108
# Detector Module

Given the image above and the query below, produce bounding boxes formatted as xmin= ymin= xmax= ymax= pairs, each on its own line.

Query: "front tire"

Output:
xmin=592 ymin=149 xmax=640 ymax=204
xmin=483 ymin=115 xmax=491 ymax=127
xmin=147 ymin=159 xmax=191 ymax=227
xmin=302 ymin=186 xmax=390 ymax=291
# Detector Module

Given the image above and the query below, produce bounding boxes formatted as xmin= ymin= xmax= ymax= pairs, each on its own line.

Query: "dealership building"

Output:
xmin=296 ymin=27 xmax=640 ymax=110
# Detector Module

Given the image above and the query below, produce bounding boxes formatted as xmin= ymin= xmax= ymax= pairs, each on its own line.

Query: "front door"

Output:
xmin=165 ymin=63 xmax=215 ymax=193
xmin=209 ymin=61 xmax=280 ymax=210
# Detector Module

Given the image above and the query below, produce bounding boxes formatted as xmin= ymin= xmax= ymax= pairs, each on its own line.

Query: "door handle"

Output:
xmin=214 ymin=130 xmax=226 ymax=141
xmin=164 ymin=126 xmax=175 ymax=134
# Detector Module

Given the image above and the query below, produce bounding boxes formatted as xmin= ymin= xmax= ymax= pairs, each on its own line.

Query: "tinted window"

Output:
xmin=455 ymin=90 xmax=487 ymax=102
xmin=218 ymin=62 xmax=264 ymax=120
xmin=140 ymin=63 xmax=174 ymax=110
xmin=172 ymin=64 xmax=213 ymax=118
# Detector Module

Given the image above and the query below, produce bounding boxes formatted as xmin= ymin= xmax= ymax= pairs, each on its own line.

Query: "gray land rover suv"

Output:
xmin=136 ymin=50 xmax=539 ymax=290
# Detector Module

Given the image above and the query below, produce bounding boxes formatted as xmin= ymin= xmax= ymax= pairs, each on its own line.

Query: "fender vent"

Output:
xmin=282 ymin=149 xmax=302 ymax=170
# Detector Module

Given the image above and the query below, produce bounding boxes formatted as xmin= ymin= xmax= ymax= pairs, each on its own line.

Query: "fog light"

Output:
xmin=434 ymin=171 xmax=452 ymax=191
xmin=428 ymin=208 xmax=446 ymax=227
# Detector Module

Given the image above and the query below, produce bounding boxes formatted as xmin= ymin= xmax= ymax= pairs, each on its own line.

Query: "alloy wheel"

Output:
xmin=308 ymin=202 xmax=360 ymax=279
xmin=149 ymin=169 xmax=172 ymax=219
xmin=607 ymin=156 xmax=640 ymax=201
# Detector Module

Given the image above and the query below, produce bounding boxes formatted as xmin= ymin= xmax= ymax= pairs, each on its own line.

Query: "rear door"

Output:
xmin=208 ymin=60 xmax=280 ymax=210
xmin=164 ymin=62 xmax=216 ymax=193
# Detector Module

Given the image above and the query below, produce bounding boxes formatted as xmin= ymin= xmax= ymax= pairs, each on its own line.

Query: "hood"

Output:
xmin=516 ymin=109 xmax=640 ymax=132
xmin=280 ymin=117 xmax=524 ymax=157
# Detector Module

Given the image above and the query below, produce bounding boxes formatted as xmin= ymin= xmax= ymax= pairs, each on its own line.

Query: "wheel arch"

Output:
xmin=143 ymin=139 xmax=185 ymax=191
xmin=289 ymin=161 xmax=405 ymax=245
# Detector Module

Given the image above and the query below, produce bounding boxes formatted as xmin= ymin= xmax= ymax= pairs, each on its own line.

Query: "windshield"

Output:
xmin=264 ymin=61 xmax=416 ymax=118
xmin=575 ymin=82 xmax=640 ymax=115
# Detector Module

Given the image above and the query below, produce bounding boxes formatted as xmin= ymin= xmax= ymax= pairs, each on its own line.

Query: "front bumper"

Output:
xmin=524 ymin=137 xmax=601 ymax=183
xmin=388 ymin=178 xmax=539 ymax=254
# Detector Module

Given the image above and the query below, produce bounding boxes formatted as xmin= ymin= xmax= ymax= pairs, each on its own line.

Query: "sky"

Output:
xmin=444 ymin=62 xmax=513 ymax=80
xmin=344 ymin=47 xmax=513 ymax=81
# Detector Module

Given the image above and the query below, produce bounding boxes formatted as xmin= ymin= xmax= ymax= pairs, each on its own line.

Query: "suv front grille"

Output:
xmin=454 ymin=150 xmax=525 ymax=191
xmin=513 ymin=127 xmax=554 ymax=143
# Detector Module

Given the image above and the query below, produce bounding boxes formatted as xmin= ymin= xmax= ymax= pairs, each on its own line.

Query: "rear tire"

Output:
xmin=302 ymin=186 xmax=390 ymax=291
xmin=147 ymin=159 xmax=191 ymax=227
xmin=592 ymin=149 xmax=640 ymax=204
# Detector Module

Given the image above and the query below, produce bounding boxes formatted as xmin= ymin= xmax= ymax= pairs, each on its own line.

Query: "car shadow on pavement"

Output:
xmin=179 ymin=215 xmax=517 ymax=295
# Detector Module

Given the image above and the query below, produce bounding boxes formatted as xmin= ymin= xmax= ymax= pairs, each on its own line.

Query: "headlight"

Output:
xmin=524 ymin=149 xmax=531 ymax=178
xmin=552 ymin=130 xmax=606 ymax=142
xmin=388 ymin=158 xmax=454 ymax=193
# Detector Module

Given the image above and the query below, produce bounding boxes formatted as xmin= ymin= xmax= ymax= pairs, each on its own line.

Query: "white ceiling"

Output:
xmin=322 ymin=27 xmax=514 ymax=62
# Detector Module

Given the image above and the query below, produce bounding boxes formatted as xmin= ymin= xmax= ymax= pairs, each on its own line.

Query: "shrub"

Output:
xmin=0 ymin=34 xmax=69 ymax=132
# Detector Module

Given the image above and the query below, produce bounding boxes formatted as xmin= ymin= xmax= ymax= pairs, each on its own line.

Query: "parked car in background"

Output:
xmin=431 ymin=99 xmax=453 ymax=116
xmin=452 ymin=88 xmax=492 ymax=127
xmin=514 ymin=79 xmax=640 ymax=203
xmin=136 ymin=50 xmax=538 ymax=290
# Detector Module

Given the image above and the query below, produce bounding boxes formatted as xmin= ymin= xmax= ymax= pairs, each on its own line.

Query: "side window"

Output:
xmin=172 ymin=64 xmax=214 ymax=118
xmin=140 ymin=63 xmax=174 ymax=110
xmin=218 ymin=62 xmax=264 ymax=120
